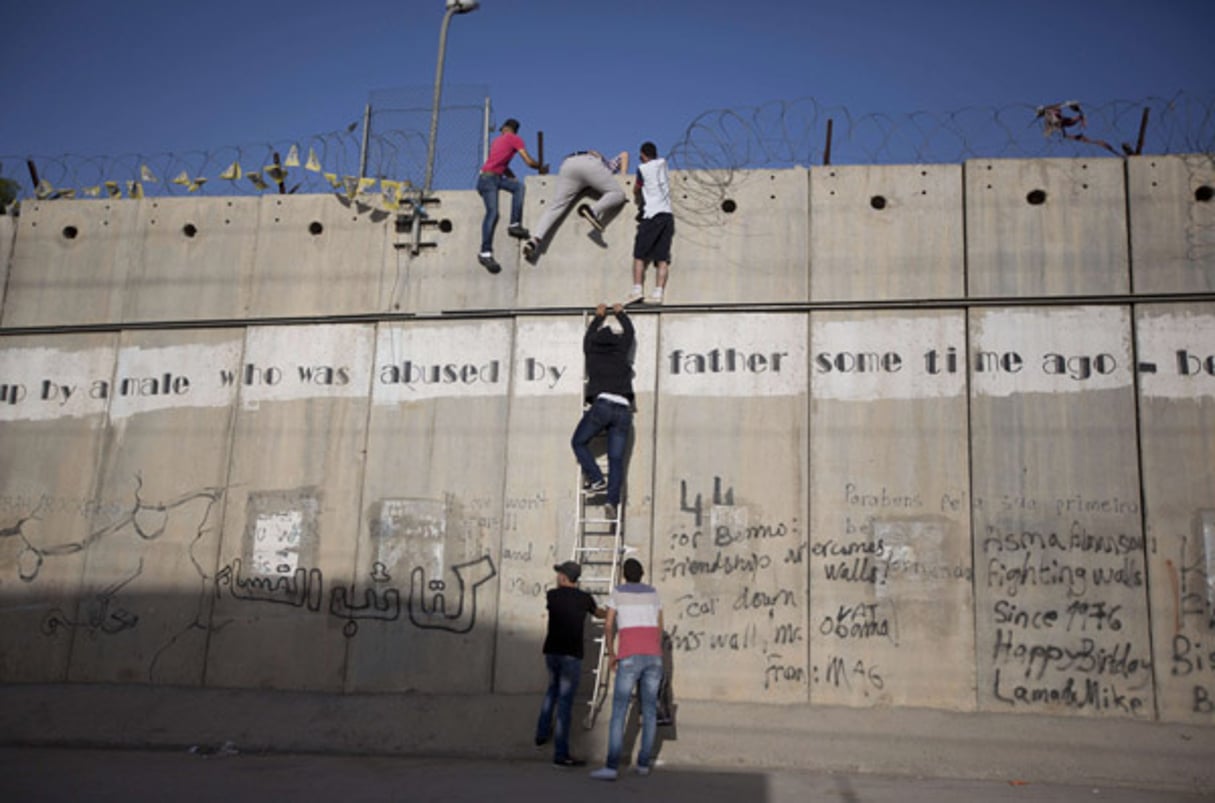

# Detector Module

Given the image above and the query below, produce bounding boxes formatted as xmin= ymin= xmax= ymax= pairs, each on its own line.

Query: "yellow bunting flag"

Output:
xmin=342 ymin=176 xmax=360 ymax=199
xmin=172 ymin=170 xmax=191 ymax=186
xmin=105 ymin=181 xmax=122 ymax=198
xmin=83 ymin=186 xmax=101 ymax=197
xmin=358 ymin=177 xmax=376 ymax=196
xmin=140 ymin=164 xmax=158 ymax=183
xmin=306 ymin=148 xmax=322 ymax=172
xmin=284 ymin=145 xmax=300 ymax=167
xmin=58 ymin=189 xmax=76 ymax=199
xmin=323 ymin=172 xmax=342 ymax=189
xmin=188 ymin=177 xmax=207 ymax=193
xmin=128 ymin=181 xmax=144 ymax=199
xmin=219 ymin=161 xmax=243 ymax=181
xmin=247 ymin=172 xmax=269 ymax=191
xmin=380 ymin=179 xmax=403 ymax=209
xmin=264 ymin=164 xmax=287 ymax=184
xmin=34 ymin=180 xmax=54 ymax=200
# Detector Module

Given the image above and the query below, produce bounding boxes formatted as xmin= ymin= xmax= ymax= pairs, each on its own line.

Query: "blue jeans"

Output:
xmin=571 ymin=398 xmax=632 ymax=506
xmin=605 ymin=654 xmax=663 ymax=770
xmin=477 ymin=172 xmax=524 ymax=253
xmin=536 ymin=654 xmax=582 ymax=761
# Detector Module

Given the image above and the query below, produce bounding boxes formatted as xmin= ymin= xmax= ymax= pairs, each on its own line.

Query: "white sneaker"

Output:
xmin=633 ymin=765 xmax=652 ymax=776
xmin=650 ymin=288 xmax=664 ymax=305
xmin=626 ymin=286 xmax=644 ymax=305
xmin=590 ymin=767 xmax=618 ymax=781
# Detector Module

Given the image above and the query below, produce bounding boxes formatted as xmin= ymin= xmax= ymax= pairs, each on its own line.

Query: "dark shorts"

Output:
xmin=633 ymin=212 xmax=674 ymax=263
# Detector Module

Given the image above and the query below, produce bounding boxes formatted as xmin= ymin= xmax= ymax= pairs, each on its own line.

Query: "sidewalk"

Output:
xmin=2 ymin=747 xmax=1211 ymax=803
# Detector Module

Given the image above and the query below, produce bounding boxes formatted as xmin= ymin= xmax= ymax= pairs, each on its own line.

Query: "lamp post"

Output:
xmin=413 ymin=0 xmax=480 ymax=254
xmin=425 ymin=0 xmax=480 ymax=196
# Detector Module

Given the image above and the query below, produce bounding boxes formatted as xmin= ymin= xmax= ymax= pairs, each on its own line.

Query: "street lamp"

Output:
xmin=423 ymin=0 xmax=480 ymax=196
xmin=413 ymin=0 xmax=479 ymax=254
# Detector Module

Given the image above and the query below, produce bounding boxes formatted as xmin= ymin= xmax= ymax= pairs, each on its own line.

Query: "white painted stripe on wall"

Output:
xmin=812 ymin=315 xmax=966 ymax=401
xmin=108 ymin=340 xmax=243 ymax=419
xmin=241 ymin=324 xmax=374 ymax=407
xmin=513 ymin=318 xmax=583 ymax=398
xmin=1136 ymin=310 xmax=1215 ymax=399
xmin=0 ymin=346 xmax=113 ymax=422
xmin=373 ymin=321 xmax=512 ymax=403
xmin=971 ymin=307 xmax=1131 ymax=397
xmin=662 ymin=314 xmax=807 ymax=397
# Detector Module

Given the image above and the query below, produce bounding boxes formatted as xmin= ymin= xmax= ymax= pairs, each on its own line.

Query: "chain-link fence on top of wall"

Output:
xmin=2 ymin=90 xmax=1212 ymax=211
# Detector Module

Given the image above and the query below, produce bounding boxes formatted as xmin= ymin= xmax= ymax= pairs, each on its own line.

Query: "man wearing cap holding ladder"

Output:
xmin=535 ymin=560 xmax=605 ymax=767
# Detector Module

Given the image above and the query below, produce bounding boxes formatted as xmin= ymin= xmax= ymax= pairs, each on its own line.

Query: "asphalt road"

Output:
xmin=1 ymin=747 xmax=1210 ymax=803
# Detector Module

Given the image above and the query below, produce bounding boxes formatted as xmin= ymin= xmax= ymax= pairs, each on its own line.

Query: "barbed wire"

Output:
xmin=3 ymin=91 xmax=1212 ymax=212
xmin=667 ymin=91 xmax=1215 ymax=227
xmin=0 ymin=85 xmax=490 ymax=208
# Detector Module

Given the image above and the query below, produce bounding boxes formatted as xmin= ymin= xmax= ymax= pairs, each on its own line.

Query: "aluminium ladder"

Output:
xmin=572 ymin=455 xmax=626 ymax=729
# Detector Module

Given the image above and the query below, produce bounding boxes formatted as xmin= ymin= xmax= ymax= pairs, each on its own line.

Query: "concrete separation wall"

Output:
xmin=1 ymin=155 xmax=1214 ymax=787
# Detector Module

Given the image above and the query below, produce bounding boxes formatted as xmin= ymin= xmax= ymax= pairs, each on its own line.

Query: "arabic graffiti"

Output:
xmin=212 ymin=554 xmax=498 ymax=636
xmin=42 ymin=559 xmax=144 ymax=636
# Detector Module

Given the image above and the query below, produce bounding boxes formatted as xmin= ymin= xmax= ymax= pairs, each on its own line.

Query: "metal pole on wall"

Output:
xmin=482 ymin=95 xmax=492 ymax=166
xmin=358 ymin=103 xmax=372 ymax=180
xmin=413 ymin=0 xmax=480 ymax=255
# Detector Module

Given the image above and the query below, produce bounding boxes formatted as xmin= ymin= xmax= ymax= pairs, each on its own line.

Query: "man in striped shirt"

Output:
xmin=590 ymin=558 xmax=664 ymax=780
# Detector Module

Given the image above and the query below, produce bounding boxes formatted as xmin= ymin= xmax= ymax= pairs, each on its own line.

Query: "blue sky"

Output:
xmin=2 ymin=0 xmax=1213 ymax=192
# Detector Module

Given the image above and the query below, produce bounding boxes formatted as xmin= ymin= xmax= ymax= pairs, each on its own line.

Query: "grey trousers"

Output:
xmin=531 ymin=153 xmax=626 ymax=242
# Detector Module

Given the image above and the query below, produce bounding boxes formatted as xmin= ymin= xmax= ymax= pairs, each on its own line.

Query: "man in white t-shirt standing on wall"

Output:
xmin=628 ymin=141 xmax=674 ymax=305
xmin=591 ymin=557 xmax=664 ymax=780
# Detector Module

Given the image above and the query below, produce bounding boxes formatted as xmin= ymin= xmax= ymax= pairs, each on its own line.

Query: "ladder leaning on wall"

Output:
xmin=572 ymin=452 xmax=625 ymax=730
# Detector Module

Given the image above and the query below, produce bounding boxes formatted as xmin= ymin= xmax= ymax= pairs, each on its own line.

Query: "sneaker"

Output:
xmin=633 ymin=765 xmax=652 ymax=776
xmin=507 ymin=223 xmax=530 ymax=239
xmin=625 ymin=286 xmax=645 ymax=305
xmin=577 ymin=203 xmax=604 ymax=232
xmin=553 ymin=757 xmax=586 ymax=768
xmin=650 ymin=288 xmax=664 ymax=305
xmin=583 ymin=478 xmax=608 ymax=494
xmin=477 ymin=253 xmax=501 ymax=274
xmin=523 ymin=238 xmax=539 ymax=259
xmin=535 ymin=734 xmax=549 ymax=747
xmin=604 ymin=503 xmax=618 ymax=521
xmin=590 ymin=767 xmax=618 ymax=781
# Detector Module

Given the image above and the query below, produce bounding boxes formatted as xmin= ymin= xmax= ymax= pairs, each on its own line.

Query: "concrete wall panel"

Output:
xmin=966 ymin=159 xmax=1129 ymax=297
xmin=126 ymin=197 xmax=259 ymax=322
xmin=1 ymin=201 xmax=140 ymax=327
xmin=493 ymin=316 xmax=586 ymax=693
xmin=346 ymin=320 xmax=512 ymax=693
xmin=0 ymin=215 xmax=13 ymax=307
xmin=668 ymin=170 xmax=809 ymax=305
xmin=1135 ymin=304 xmax=1215 ymax=724
xmin=810 ymin=164 xmax=964 ymax=301
xmin=205 ymin=323 xmax=374 ymax=691
xmin=653 ymin=313 xmax=808 ymax=702
xmin=809 ymin=310 xmax=975 ymax=709
xmin=0 ymin=333 xmax=116 ymax=680
xmin=66 ymin=329 xmax=242 ymax=684
xmin=969 ymin=306 xmax=1152 ymax=718
xmin=246 ymin=196 xmax=390 ymax=318
xmin=1128 ymin=155 xmax=1215 ymax=293
xmin=401 ymin=191 xmax=523 ymax=314
xmin=519 ymin=173 xmax=637 ymax=309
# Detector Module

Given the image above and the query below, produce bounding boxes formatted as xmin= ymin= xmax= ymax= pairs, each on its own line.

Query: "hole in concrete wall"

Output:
xmin=309 ymin=221 xmax=324 ymax=236
xmin=1196 ymin=185 xmax=1214 ymax=203
xmin=439 ymin=219 xmax=453 ymax=233
xmin=62 ymin=225 xmax=79 ymax=239
xmin=1026 ymin=189 xmax=1047 ymax=205
xmin=721 ymin=199 xmax=737 ymax=214
xmin=182 ymin=223 xmax=198 ymax=238
xmin=870 ymin=195 xmax=887 ymax=210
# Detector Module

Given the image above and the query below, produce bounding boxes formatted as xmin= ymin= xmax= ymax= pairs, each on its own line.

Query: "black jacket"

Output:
xmin=583 ymin=311 xmax=635 ymax=404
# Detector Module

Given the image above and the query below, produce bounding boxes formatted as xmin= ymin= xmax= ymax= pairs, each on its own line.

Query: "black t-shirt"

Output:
xmin=542 ymin=586 xmax=598 ymax=658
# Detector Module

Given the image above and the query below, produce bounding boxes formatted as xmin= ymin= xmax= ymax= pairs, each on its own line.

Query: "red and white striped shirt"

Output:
xmin=608 ymin=582 xmax=663 ymax=658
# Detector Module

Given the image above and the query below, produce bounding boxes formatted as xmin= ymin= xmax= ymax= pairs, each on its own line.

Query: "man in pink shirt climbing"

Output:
xmin=477 ymin=118 xmax=544 ymax=274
